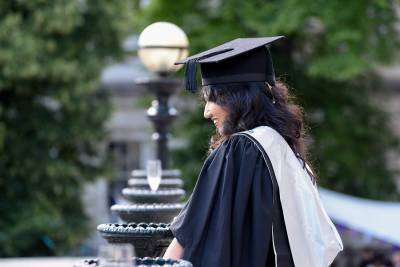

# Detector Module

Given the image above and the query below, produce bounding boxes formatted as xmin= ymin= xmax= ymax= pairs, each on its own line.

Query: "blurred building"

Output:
xmin=79 ymin=36 xmax=188 ymax=254
xmin=79 ymin=53 xmax=155 ymax=254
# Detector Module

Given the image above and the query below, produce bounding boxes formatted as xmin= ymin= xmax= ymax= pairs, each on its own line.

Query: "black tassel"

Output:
xmin=184 ymin=48 xmax=233 ymax=93
xmin=184 ymin=58 xmax=199 ymax=93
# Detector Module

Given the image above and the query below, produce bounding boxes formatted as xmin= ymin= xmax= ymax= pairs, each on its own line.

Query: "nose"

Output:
xmin=204 ymin=102 xmax=211 ymax=119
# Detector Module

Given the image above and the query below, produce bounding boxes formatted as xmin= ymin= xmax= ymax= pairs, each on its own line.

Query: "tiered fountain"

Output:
xmin=97 ymin=169 xmax=185 ymax=258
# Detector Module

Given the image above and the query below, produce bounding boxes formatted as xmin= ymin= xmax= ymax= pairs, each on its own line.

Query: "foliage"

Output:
xmin=135 ymin=0 xmax=400 ymax=200
xmin=0 ymin=1 xmax=134 ymax=256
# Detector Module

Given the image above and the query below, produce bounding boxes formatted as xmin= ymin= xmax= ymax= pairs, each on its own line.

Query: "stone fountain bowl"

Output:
xmin=128 ymin=178 xmax=184 ymax=189
xmin=97 ymin=223 xmax=174 ymax=258
xmin=77 ymin=257 xmax=192 ymax=267
xmin=122 ymin=188 xmax=185 ymax=204
xmin=131 ymin=169 xmax=181 ymax=179
xmin=111 ymin=203 xmax=184 ymax=223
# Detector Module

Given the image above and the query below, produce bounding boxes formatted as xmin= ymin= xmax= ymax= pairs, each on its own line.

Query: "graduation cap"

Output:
xmin=175 ymin=36 xmax=285 ymax=93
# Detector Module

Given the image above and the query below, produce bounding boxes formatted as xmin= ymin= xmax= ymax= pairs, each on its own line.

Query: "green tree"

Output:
xmin=0 ymin=1 xmax=134 ymax=256
xmin=135 ymin=0 xmax=400 ymax=200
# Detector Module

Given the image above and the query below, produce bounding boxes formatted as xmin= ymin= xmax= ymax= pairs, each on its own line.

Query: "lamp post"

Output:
xmin=137 ymin=22 xmax=189 ymax=169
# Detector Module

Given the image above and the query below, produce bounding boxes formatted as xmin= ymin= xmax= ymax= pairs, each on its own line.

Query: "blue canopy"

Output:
xmin=319 ymin=188 xmax=400 ymax=246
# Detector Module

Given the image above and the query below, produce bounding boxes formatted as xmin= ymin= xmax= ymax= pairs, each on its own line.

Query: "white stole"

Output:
xmin=243 ymin=126 xmax=343 ymax=267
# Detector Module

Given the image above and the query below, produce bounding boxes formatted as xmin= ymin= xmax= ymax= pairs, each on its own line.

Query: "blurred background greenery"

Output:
xmin=0 ymin=1 xmax=135 ymax=256
xmin=0 ymin=0 xmax=399 ymax=258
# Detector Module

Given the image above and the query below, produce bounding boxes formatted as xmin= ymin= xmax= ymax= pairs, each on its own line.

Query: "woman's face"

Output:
xmin=203 ymin=101 xmax=229 ymax=134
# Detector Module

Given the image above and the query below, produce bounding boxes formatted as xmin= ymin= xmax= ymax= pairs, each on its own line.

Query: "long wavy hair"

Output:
xmin=202 ymin=81 xmax=316 ymax=182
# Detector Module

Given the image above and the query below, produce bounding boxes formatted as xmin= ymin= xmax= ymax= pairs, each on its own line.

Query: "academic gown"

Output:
xmin=170 ymin=134 xmax=294 ymax=267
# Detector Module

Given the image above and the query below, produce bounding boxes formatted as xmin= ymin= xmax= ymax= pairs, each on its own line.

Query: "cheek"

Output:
xmin=218 ymin=108 xmax=229 ymax=122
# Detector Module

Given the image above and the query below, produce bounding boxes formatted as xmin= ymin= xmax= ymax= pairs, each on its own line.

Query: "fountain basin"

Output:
xmin=122 ymin=188 xmax=185 ymax=204
xmin=77 ymin=257 xmax=192 ymax=267
xmin=97 ymin=223 xmax=174 ymax=258
xmin=128 ymin=178 xmax=184 ymax=189
xmin=131 ymin=169 xmax=181 ymax=179
xmin=111 ymin=203 xmax=183 ymax=223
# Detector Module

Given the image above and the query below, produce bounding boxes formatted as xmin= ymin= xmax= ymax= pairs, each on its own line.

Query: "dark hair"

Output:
xmin=202 ymin=81 xmax=316 ymax=182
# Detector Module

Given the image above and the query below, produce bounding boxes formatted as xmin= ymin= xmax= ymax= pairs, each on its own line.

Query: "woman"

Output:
xmin=164 ymin=37 xmax=342 ymax=267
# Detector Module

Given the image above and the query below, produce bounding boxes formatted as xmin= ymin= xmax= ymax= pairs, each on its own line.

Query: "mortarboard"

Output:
xmin=175 ymin=36 xmax=285 ymax=93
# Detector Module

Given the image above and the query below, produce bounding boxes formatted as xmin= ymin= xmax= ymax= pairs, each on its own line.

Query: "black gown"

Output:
xmin=170 ymin=134 xmax=294 ymax=267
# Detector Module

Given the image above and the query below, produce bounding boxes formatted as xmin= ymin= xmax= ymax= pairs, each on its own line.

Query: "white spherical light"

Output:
xmin=138 ymin=22 xmax=189 ymax=75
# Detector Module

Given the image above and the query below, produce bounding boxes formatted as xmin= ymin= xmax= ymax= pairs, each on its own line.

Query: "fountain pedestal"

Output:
xmin=77 ymin=257 xmax=192 ymax=267
xmin=97 ymin=223 xmax=174 ymax=258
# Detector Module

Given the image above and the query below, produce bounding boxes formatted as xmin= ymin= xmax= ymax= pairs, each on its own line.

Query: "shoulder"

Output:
xmin=226 ymin=133 xmax=253 ymax=145
xmin=216 ymin=134 xmax=262 ymax=157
